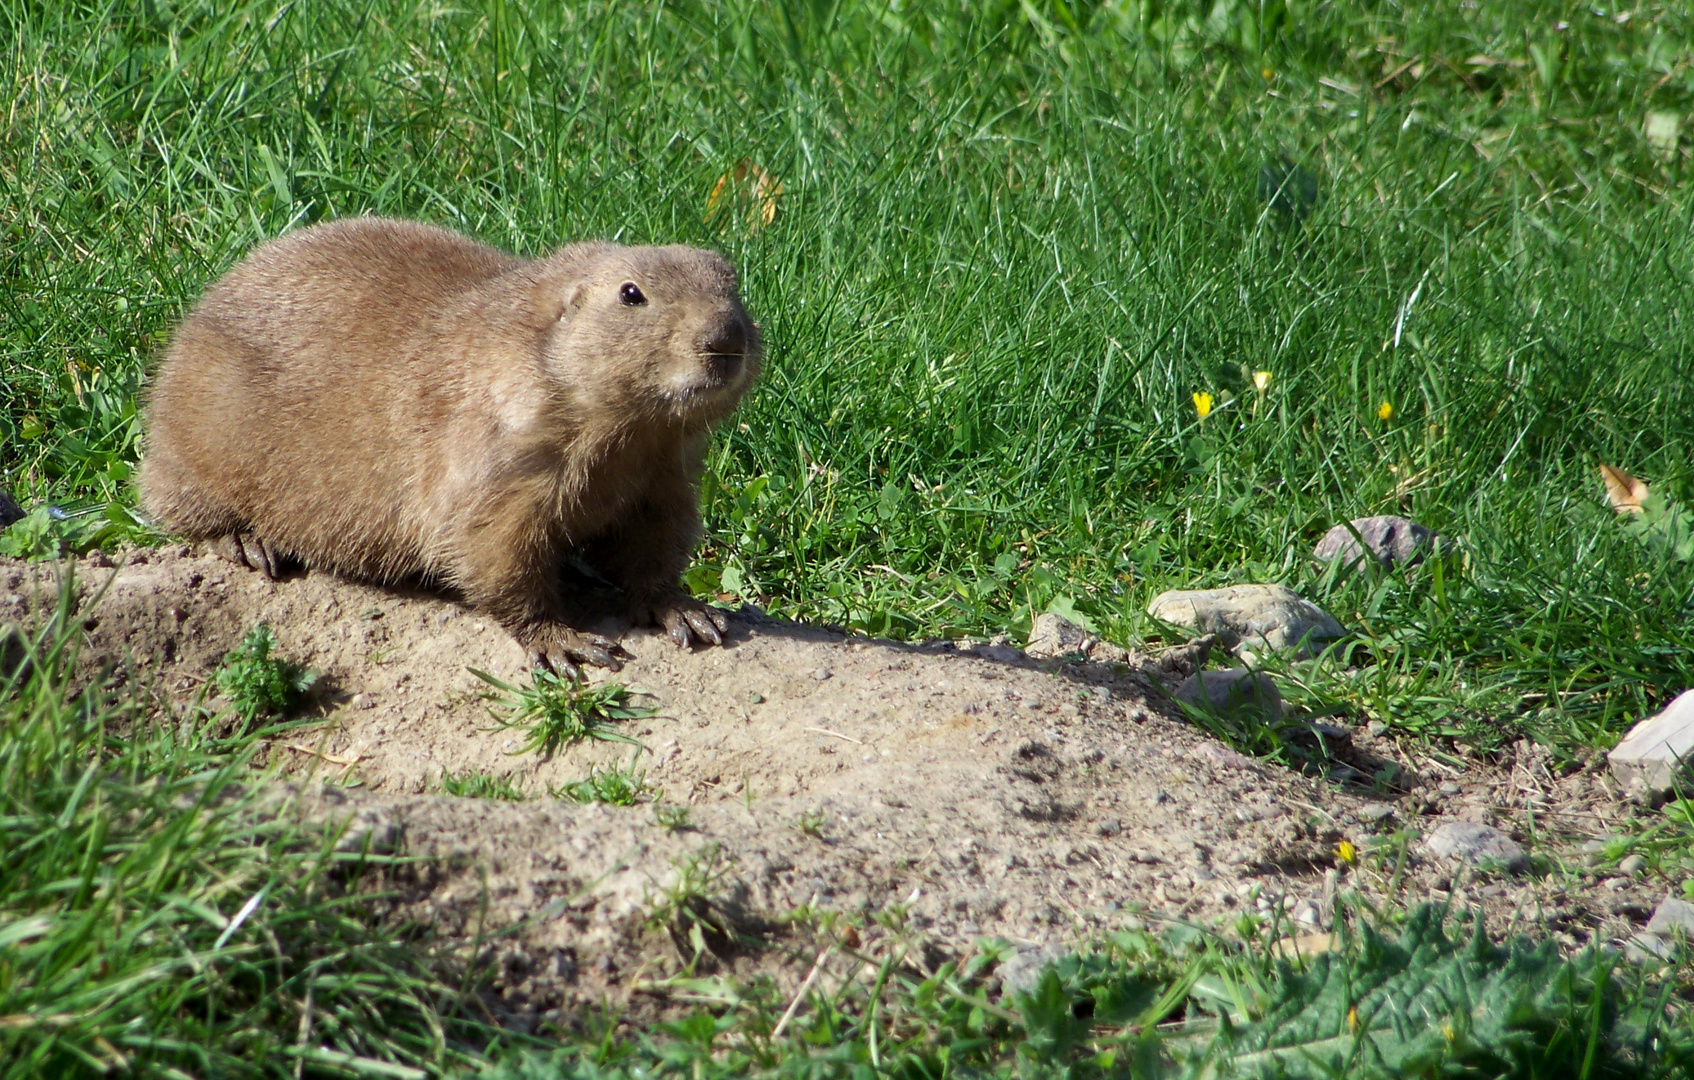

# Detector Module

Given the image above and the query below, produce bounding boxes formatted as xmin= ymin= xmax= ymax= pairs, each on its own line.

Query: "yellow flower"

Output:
xmin=1253 ymin=371 xmax=1272 ymax=392
xmin=1193 ymin=391 xmax=1213 ymax=420
xmin=1335 ymin=839 xmax=1357 ymax=865
xmin=1377 ymin=401 xmax=1394 ymax=421
xmin=1262 ymin=68 xmax=1274 ymax=80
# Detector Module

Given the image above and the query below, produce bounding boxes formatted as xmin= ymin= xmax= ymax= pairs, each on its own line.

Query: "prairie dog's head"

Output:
xmin=538 ymin=243 xmax=761 ymax=425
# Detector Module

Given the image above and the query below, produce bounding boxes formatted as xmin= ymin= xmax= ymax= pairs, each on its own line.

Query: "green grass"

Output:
xmin=439 ymin=768 xmax=530 ymax=801
xmin=472 ymin=669 xmax=655 ymax=758
xmin=550 ymin=761 xmax=656 ymax=807
xmin=4 ymin=0 xmax=1694 ymax=1073
xmin=0 ymin=578 xmax=489 ymax=1077
xmin=492 ymin=903 xmax=1694 ymax=1080
xmin=214 ymin=623 xmax=318 ymax=725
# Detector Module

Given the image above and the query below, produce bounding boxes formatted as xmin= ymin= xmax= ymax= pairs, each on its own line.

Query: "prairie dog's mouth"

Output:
xmin=665 ymin=355 xmax=751 ymax=404
xmin=703 ymin=350 xmax=745 ymax=383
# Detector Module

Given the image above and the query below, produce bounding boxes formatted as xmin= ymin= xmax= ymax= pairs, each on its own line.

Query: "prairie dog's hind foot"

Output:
xmin=518 ymin=623 xmax=626 ymax=680
xmin=630 ymin=590 xmax=729 ymax=649
xmin=212 ymin=530 xmax=291 ymax=580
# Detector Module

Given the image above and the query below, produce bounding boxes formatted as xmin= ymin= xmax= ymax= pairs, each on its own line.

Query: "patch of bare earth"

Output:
xmin=0 ymin=548 xmax=1667 ymax=1031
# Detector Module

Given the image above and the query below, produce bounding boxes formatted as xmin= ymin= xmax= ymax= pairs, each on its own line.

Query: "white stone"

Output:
xmin=1147 ymin=584 xmax=1344 ymax=659
xmin=1608 ymin=690 xmax=1694 ymax=800
xmin=1424 ymin=822 xmax=1527 ymax=871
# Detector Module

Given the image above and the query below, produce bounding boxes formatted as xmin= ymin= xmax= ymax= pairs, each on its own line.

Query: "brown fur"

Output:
xmin=140 ymin=216 xmax=761 ymax=673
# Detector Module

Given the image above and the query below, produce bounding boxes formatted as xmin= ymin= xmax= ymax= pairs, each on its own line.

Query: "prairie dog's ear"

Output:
xmin=521 ymin=276 xmax=586 ymax=330
xmin=520 ymin=241 xmax=616 ymax=329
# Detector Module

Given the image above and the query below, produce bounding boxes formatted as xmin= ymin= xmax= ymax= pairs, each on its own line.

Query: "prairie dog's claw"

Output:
xmin=638 ymin=592 xmax=729 ymax=650
xmin=215 ymin=530 xmax=284 ymax=580
xmin=524 ymin=626 xmax=624 ymax=677
xmin=683 ymin=607 xmax=725 ymax=646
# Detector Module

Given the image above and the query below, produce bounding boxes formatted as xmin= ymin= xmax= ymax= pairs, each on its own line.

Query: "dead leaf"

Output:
xmin=706 ymin=159 xmax=783 ymax=233
xmin=1600 ymin=463 xmax=1649 ymax=514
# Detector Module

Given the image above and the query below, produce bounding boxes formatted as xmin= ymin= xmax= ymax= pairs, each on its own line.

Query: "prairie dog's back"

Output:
xmin=193 ymin=217 xmax=520 ymax=385
xmin=142 ymin=218 xmax=525 ymax=581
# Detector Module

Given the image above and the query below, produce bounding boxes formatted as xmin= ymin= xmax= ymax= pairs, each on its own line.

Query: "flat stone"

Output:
xmin=1171 ymin=668 xmax=1282 ymax=720
xmin=1424 ymin=822 xmax=1527 ymax=872
xmin=0 ymin=489 xmax=23 ymax=530
xmin=1627 ymin=896 xmax=1694 ymax=962
xmin=1313 ymin=515 xmax=1446 ymax=568
xmin=1607 ymin=689 xmax=1694 ymax=800
xmin=1147 ymin=584 xmax=1344 ymax=660
xmin=1025 ymin=612 xmax=1093 ymax=660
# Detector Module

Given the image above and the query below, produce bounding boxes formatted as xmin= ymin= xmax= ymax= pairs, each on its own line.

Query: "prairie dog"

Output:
xmin=141 ymin=217 xmax=761 ymax=674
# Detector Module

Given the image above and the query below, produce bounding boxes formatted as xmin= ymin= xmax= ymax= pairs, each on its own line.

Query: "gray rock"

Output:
xmin=1424 ymin=822 xmax=1527 ymax=872
xmin=1646 ymin=895 xmax=1694 ymax=936
xmin=1025 ymin=612 xmax=1094 ymax=660
xmin=1313 ymin=515 xmax=1446 ymax=569
xmin=1147 ymin=584 xmax=1344 ymax=660
xmin=997 ymin=943 xmax=1069 ymax=1000
xmin=1607 ymin=689 xmax=1694 ymax=801
xmin=1627 ymin=896 xmax=1694 ymax=962
xmin=1145 ymin=634 xmax=1216 ymax=682
xmin=1172 ymin=668 xmax=1282 ymax=720
xmin=1192 ymin=740 xmax=1262 ymax=771
xmin=0 ymin=489 xmax=23 ymax=530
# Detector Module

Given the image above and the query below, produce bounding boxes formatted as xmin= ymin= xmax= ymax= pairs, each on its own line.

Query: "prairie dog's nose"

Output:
xmin=700 ymin=315 xmax=748 ymax=359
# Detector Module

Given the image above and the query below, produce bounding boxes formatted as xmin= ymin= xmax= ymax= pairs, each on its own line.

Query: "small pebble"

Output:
xmin=1366 ymin=721 xmax=1388 ymax=737
xmin=1618 ymin=854 xmax=1647 ymax=877
xmin=1359 ymin=804 xmax=1394 ymax=822
xmin=745 ymin=690 xmax=765 ymax=705
xmin=1439 ymin=783 xmax=1462 ymax=796
xmin=810 ymin=668 xmax=832 ymax=681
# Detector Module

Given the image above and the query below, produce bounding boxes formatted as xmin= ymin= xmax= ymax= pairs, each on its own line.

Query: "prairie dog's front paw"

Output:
xmin=631 ymin=591 xmax=729 ymax=649
xmin=517 ymin=624 xmax=624 ymax=679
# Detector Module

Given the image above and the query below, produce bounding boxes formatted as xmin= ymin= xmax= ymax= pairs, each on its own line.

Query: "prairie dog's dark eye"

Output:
xmin=618 ymin=281 xmax=646 ymax=306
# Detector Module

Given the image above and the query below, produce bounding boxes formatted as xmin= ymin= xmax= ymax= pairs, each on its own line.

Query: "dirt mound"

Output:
xmin=0 ymin=548 xmax=1663 ymax=1030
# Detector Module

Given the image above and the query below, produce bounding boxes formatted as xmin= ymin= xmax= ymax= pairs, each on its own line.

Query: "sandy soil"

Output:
xmin=0 ymin=548 xmax=1672 ymax=1030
